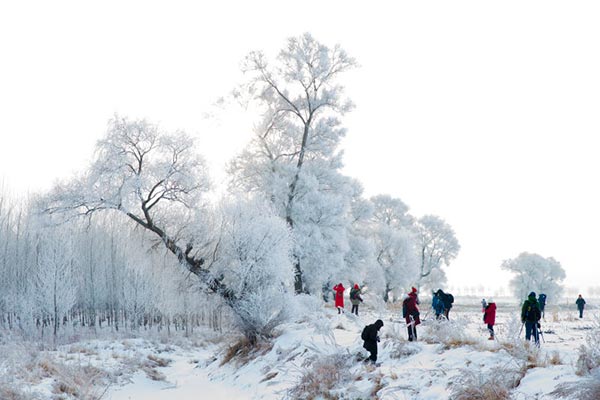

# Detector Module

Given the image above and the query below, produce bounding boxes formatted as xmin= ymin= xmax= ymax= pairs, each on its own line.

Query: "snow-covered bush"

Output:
xmin=380 ymin=318 xmax=420 ymax=359
xmin=233 ymin=288 xmax=289 ymax=340
xmin=212 ymin=198 xmax=294 ymax=342
xmin=575 ymin=313 xmax=600 ymax=375
xmin=423 ymin=317 xmax=477 ymax=349
xmin=450 ymin=368 xmax=517 ymax=400
xmin=287 ymin=294 xmax=327 ymax=324
xmin=288 ymin=353 xmax=356 ymax=400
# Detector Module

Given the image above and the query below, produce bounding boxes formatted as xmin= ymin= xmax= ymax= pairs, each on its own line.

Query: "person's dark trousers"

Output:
xmin=444 ymin=309 xmax=450 ymax=320
xmin=579 ymin=308 xmax=584 ymax=318
xmin=368 ymin=348 xmax=377 ymax=362
xmin=525 ymin=321 xmax=539 ymax=344
xmin=352 ymin=305 xmax=359 ymax=315
xmin=487 ymin=324 xmax=494 ymax=338
xmin=407 ymin=326 xmax=417 ymax=341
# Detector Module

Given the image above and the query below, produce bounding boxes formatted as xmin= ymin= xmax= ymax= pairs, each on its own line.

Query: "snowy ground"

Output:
xmin=1 ymin=297 xmax=597 ymax=399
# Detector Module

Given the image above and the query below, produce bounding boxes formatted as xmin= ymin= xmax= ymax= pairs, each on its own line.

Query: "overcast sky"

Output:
xmin=1 ymin=1 xmax=599 ymax=296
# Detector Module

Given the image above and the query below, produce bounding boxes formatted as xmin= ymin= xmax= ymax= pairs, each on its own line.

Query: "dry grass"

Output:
xmin=49 ymin=362 xmax=108 ymax=399
xmin=140 ymin=354 xmax=172 ymax=381
xmin=260 ymin=371 xmax=278 ymax=383
xmin=0 ymin=387 xmax=34 ymax=400
xmin=548 ymin=351 xmax=563 ymax=365
xmin=450 ymin=367 xmax=523 ymax=400
xmin=370 ymin=372 xmax=384 ymax=399
xmin=220 ymin=337 xmax=273 ymax=367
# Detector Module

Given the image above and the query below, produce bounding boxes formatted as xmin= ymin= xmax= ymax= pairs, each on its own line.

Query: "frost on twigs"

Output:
xmin=423 ymin=317 xmax=477 ymax=349
xmin=381 ymin=320 xmax=420 ymax=359
xmin=574 ymin=313 xmax=600 ymax=375
xmin=210 ymin=198 xmax=294 ymax=341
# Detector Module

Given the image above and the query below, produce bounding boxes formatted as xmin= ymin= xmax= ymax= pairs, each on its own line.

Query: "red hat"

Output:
xmin=411 ymin=287 xmax=418 ymax=293
xmin=354 ymin=284 xmax=359 ymax=289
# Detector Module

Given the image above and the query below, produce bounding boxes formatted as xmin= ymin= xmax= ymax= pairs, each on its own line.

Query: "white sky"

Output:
xmin=1 ymin=1 xmax=599 ymax=295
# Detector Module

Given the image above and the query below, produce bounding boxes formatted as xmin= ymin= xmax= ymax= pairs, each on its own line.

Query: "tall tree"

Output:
xmin=501 ymin=252 xmax=566 ymax=301
xmin=369 ymin=195 xmax=419 ymax=301
xmin=40 ymin=116 xmax=294 ymax=341
xmin=41 ymin=116 xmax=218 ymax=289
xmin=415 ymin=215 xmax=460 ymax=290
xmin=34 ymin=229 xmax=77 ymax=341
xmin=229 ymin=33 xmax=357 ymax=294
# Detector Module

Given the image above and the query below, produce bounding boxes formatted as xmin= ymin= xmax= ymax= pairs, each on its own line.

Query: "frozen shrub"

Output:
xmin=381 ymin=321 xmax=420 ymax=359
xmin=423 ymin=317 xmax=477 ymax=349
xmin=575 ymin=314 xmax=600 ymax=375
xmin=450 ymin=367 xmax=522 ymax=400
xmin=547 ymin=350 xmax=562 ymax=365
xmin=0 ymin=387 xmax=39 ymax=400
xmin=212 ymin=198 xmax=294 ymax=343
xmin=233 ymin=287 xmax=290 ymax=342
xmin=288 ymin=294 xmax=327 ymax=323
xmin=288 ymin=353 xmax=355 ymax=400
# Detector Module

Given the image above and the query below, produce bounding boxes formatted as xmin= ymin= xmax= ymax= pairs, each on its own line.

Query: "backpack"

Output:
xmin=350 ymin=289 xmax=357 ymax=300
xmin=447 ymin=293 xmax=454 ymax=304
xmin=525 ymin=302 xmax=541 ymax=322
xmin=361 ymin=325 xmax=368 ymax=341
xmin=402 ymin=298 xmax=408 ymax=318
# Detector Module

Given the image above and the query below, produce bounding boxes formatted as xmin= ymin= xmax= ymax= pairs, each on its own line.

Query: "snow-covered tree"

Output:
xmin=34 ymin=229 xmax=77 ymax=341
xmin=40 ymin=116 xmax=223 ymax=291
xmin=39 ymin=116 xmax=296 ymax=341
xmin=369 ymin=195 xmax=419 ymax=301
xmin=229 ymin=33 xmax=357 ymax=294
xmin=415 ymin=215 xmax=460 ymax=291
xmin=342 ymin=184 xmax=378 ymax=295
xmin=501 ymin=252 xmax=566 ymax=301
xmin=210 ymin=197 xmax=294 ymax=340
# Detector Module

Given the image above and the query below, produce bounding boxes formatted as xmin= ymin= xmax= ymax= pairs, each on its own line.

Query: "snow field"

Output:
xmin=0 ymin=297 xmax=598 ymax=399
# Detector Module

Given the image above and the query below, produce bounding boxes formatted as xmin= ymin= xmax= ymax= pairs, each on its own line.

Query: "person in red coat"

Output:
xmin=483 ymin=298 xmax=496 ymax=340
xmin=333 ymin=283 xmax=346 ymax=314
xmin=403 ymin=287 xmax=421 ymax=341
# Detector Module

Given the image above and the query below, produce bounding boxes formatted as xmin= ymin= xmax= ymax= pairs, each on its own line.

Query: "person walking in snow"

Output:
xmin=483 ymin=298 xmax=496 ymax=340
xmin=521 ymin=291 xmax=542 ymax=345
xmin=403 ymin=287 xmax=420 ymax=341
xmin=349 ymin=284 xmax=363 ymax=316
xmin=432 ymin=291 xmax=445 ymax=319
xmin=435 ymin=289 xmax=454 ymax=320
xmin=333 ymin=283 xmax=346 ymax=314
xmin=576 ymin=294 xmax=586 ymax=318
xmin=538 ymin=293 xmax=547 ymax=319
xmin=362 ymin=319 xmax=384 ymax=364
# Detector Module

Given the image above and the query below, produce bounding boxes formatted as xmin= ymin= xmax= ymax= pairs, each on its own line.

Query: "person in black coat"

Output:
xmin=362 ymin=319 xmax=384 ymax=363
xmin=435 ymin=289 xmax=454 ymax=320
xmin=576 ymin=294 xmax=586 ymax=318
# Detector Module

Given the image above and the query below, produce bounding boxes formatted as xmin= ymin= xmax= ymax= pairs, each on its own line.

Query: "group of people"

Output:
xmin=359 ymin=289 xmax=591 ymax=364
xmin=333 ymin=283 xmax=364 ymax=315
